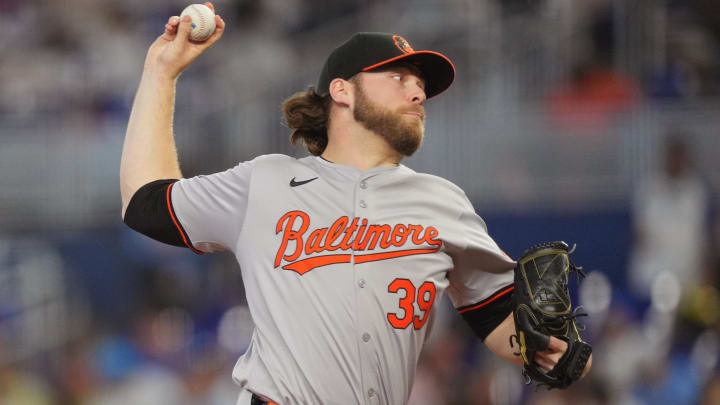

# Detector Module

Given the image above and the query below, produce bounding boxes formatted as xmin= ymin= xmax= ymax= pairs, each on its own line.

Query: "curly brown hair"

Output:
xmin=282 ymin=86 xmax=332 ymax=156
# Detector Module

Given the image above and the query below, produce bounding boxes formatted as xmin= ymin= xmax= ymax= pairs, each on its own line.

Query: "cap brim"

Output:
xmin=362 ymin=51 xmax=456 ymax=99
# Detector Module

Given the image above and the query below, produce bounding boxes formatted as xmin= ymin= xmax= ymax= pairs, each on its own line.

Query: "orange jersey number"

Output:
xmin=387 ymin=278 xmax=436 ymax=330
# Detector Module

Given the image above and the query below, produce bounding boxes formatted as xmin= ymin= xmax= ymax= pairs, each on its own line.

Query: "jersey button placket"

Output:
xmin=356 ymin=176 xmax=376 ymax=404
xmin=358 ymin=177 xmax=369 ymax=209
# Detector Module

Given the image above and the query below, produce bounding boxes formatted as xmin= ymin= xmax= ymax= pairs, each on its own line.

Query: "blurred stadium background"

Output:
xmin=2 ymin=0 xmax=720 ymax=404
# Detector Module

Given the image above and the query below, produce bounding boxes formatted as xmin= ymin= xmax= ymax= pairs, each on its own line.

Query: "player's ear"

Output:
xmin=329 ymin=78 xmax=352 ymax=107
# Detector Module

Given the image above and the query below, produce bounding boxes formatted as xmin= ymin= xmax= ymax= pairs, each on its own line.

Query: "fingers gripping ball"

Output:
xmin=510 ymin=241 xmax=592 ymax=389
xmin=180 ymin=4 xmax=216 ymax=42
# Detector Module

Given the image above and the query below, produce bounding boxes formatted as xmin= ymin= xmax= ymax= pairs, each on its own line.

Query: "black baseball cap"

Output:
xmin=317 ymin=32 xmax=455 ymax=99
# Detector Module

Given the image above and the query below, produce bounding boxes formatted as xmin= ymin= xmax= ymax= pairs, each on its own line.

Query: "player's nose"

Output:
xmin=404 ymin=73 xmax=426 ymax=105
xmin=408 ymin=84 xmax=426 ymax=105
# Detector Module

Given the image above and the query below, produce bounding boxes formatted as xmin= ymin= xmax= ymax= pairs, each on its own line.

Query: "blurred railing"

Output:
xmin=1 ymin=98 xmax=718 ymax=230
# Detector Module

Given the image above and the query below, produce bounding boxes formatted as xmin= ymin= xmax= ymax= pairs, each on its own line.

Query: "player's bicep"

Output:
xmin=123 ymin=179 xmax=201 ymax=252
xmin=170 ymin=162 xmax=254 ymax=252
xmin=124 ymin=161 xmax=254 ymax=253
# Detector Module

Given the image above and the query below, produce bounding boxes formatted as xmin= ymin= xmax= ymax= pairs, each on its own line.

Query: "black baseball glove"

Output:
xmin=509 ymin=241 xmax=592 ymax=389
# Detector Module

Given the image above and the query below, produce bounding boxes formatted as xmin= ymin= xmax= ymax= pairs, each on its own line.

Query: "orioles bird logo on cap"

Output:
xmin=393 ymin=35 xmax=414 ymax=53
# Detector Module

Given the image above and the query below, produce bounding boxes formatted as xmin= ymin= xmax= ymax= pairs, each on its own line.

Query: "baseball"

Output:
xmin=180 ymin=4 xmax=216 ymax=42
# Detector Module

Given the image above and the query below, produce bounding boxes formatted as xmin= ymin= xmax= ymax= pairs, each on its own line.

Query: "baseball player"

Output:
xmin=120 ymin=3 xmax=591 ymax=404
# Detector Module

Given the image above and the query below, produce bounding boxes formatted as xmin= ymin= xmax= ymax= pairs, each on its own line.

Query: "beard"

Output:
xmin=352 ymin=84 xmax=425 ymax=157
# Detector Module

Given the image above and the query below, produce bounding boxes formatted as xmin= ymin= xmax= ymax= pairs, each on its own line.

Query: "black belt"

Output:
xmin=251 ymin=393 xmax=278 ymax=405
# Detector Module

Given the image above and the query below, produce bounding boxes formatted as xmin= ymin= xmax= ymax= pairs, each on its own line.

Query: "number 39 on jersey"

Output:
xmin=387 ymin=278 xmax=437 ymax=330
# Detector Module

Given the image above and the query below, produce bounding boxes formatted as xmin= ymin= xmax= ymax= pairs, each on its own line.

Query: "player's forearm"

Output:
xmin=484 ymin=312 xmax=593 ymax=378
xmin=484 ymin=313 xmax=524 ymax=366
xmin=120 ymin=67 xmax=183 ymax=217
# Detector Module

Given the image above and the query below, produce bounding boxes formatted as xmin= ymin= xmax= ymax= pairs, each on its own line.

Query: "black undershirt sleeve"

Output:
xmin=457 ymin=285 xmax=514 ymax=341
xmin=123 ymin=179 xmax=187 ymax=248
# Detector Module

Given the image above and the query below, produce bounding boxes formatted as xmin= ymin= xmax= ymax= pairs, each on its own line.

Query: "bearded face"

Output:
xmin=352 ymin=79 xmax=425 ymax=157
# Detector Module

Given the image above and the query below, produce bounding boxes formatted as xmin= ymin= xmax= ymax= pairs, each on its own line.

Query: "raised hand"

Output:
xmin=144 ymin=2 xmax=225 ymax=79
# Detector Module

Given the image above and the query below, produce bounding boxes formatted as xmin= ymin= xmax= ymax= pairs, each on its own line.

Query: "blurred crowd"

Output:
xmin=3 ymin=0 xmax=720 ymax=404
xmin=3 ymin=0 xmax=720 ymax=127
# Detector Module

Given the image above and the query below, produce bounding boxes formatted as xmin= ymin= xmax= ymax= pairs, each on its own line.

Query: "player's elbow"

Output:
xmin=120 ymin=186 xmax=136 ymax=222
xmin=121 ymin=199 xmax=131 ymax=222
xmin=120 ymin=179 xmax=135 ymax=219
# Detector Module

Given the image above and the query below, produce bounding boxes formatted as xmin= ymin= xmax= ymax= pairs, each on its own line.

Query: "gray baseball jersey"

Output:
xmin=170 ymin=154 xmax=515 ymax=404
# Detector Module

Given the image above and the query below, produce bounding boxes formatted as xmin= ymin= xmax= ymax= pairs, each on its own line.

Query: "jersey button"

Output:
xmin=368 ymin=388 xmax=375 ymax=397
xmin=362 ymin=333 xmax=371 ymax=342
xmin=358 ymin=279 xmax=366 ymax=288
xmin=359 ymin=200 xmax=367 ymax=208
xmin=360 ymin=181 xmax=367 ymax=189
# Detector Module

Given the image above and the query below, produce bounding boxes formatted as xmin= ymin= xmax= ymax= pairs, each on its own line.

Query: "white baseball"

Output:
xmin=180 ymin=4 xmax=216 ymax=42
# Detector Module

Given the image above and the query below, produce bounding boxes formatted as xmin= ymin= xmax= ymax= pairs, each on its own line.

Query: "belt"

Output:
xmin=251 ymin=393 xmax=279 ymax=405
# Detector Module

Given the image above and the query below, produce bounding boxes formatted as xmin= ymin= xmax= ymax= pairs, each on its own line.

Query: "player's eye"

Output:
xmin=391 ymin=73 xmax=402 ymax=81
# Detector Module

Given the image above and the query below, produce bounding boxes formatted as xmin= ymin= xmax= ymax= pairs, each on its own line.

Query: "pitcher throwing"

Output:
xmin=120 ymin=3 xmax=591 ymax=403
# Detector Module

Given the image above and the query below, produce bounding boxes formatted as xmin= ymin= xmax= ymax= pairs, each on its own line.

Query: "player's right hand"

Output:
xmin=144 ymin=2 xmax=225 ymax=79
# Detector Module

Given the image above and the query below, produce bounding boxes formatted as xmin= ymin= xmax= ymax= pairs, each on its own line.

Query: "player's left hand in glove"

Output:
xmin=510 ymin=241 xmax=592 ymax=389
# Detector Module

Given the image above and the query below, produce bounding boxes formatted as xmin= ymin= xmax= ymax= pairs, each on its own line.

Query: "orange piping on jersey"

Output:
xmin=166 ymin=183 xmax=204 ymax=255
xmin=457 ymin=285 xmax=514 ymax=314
